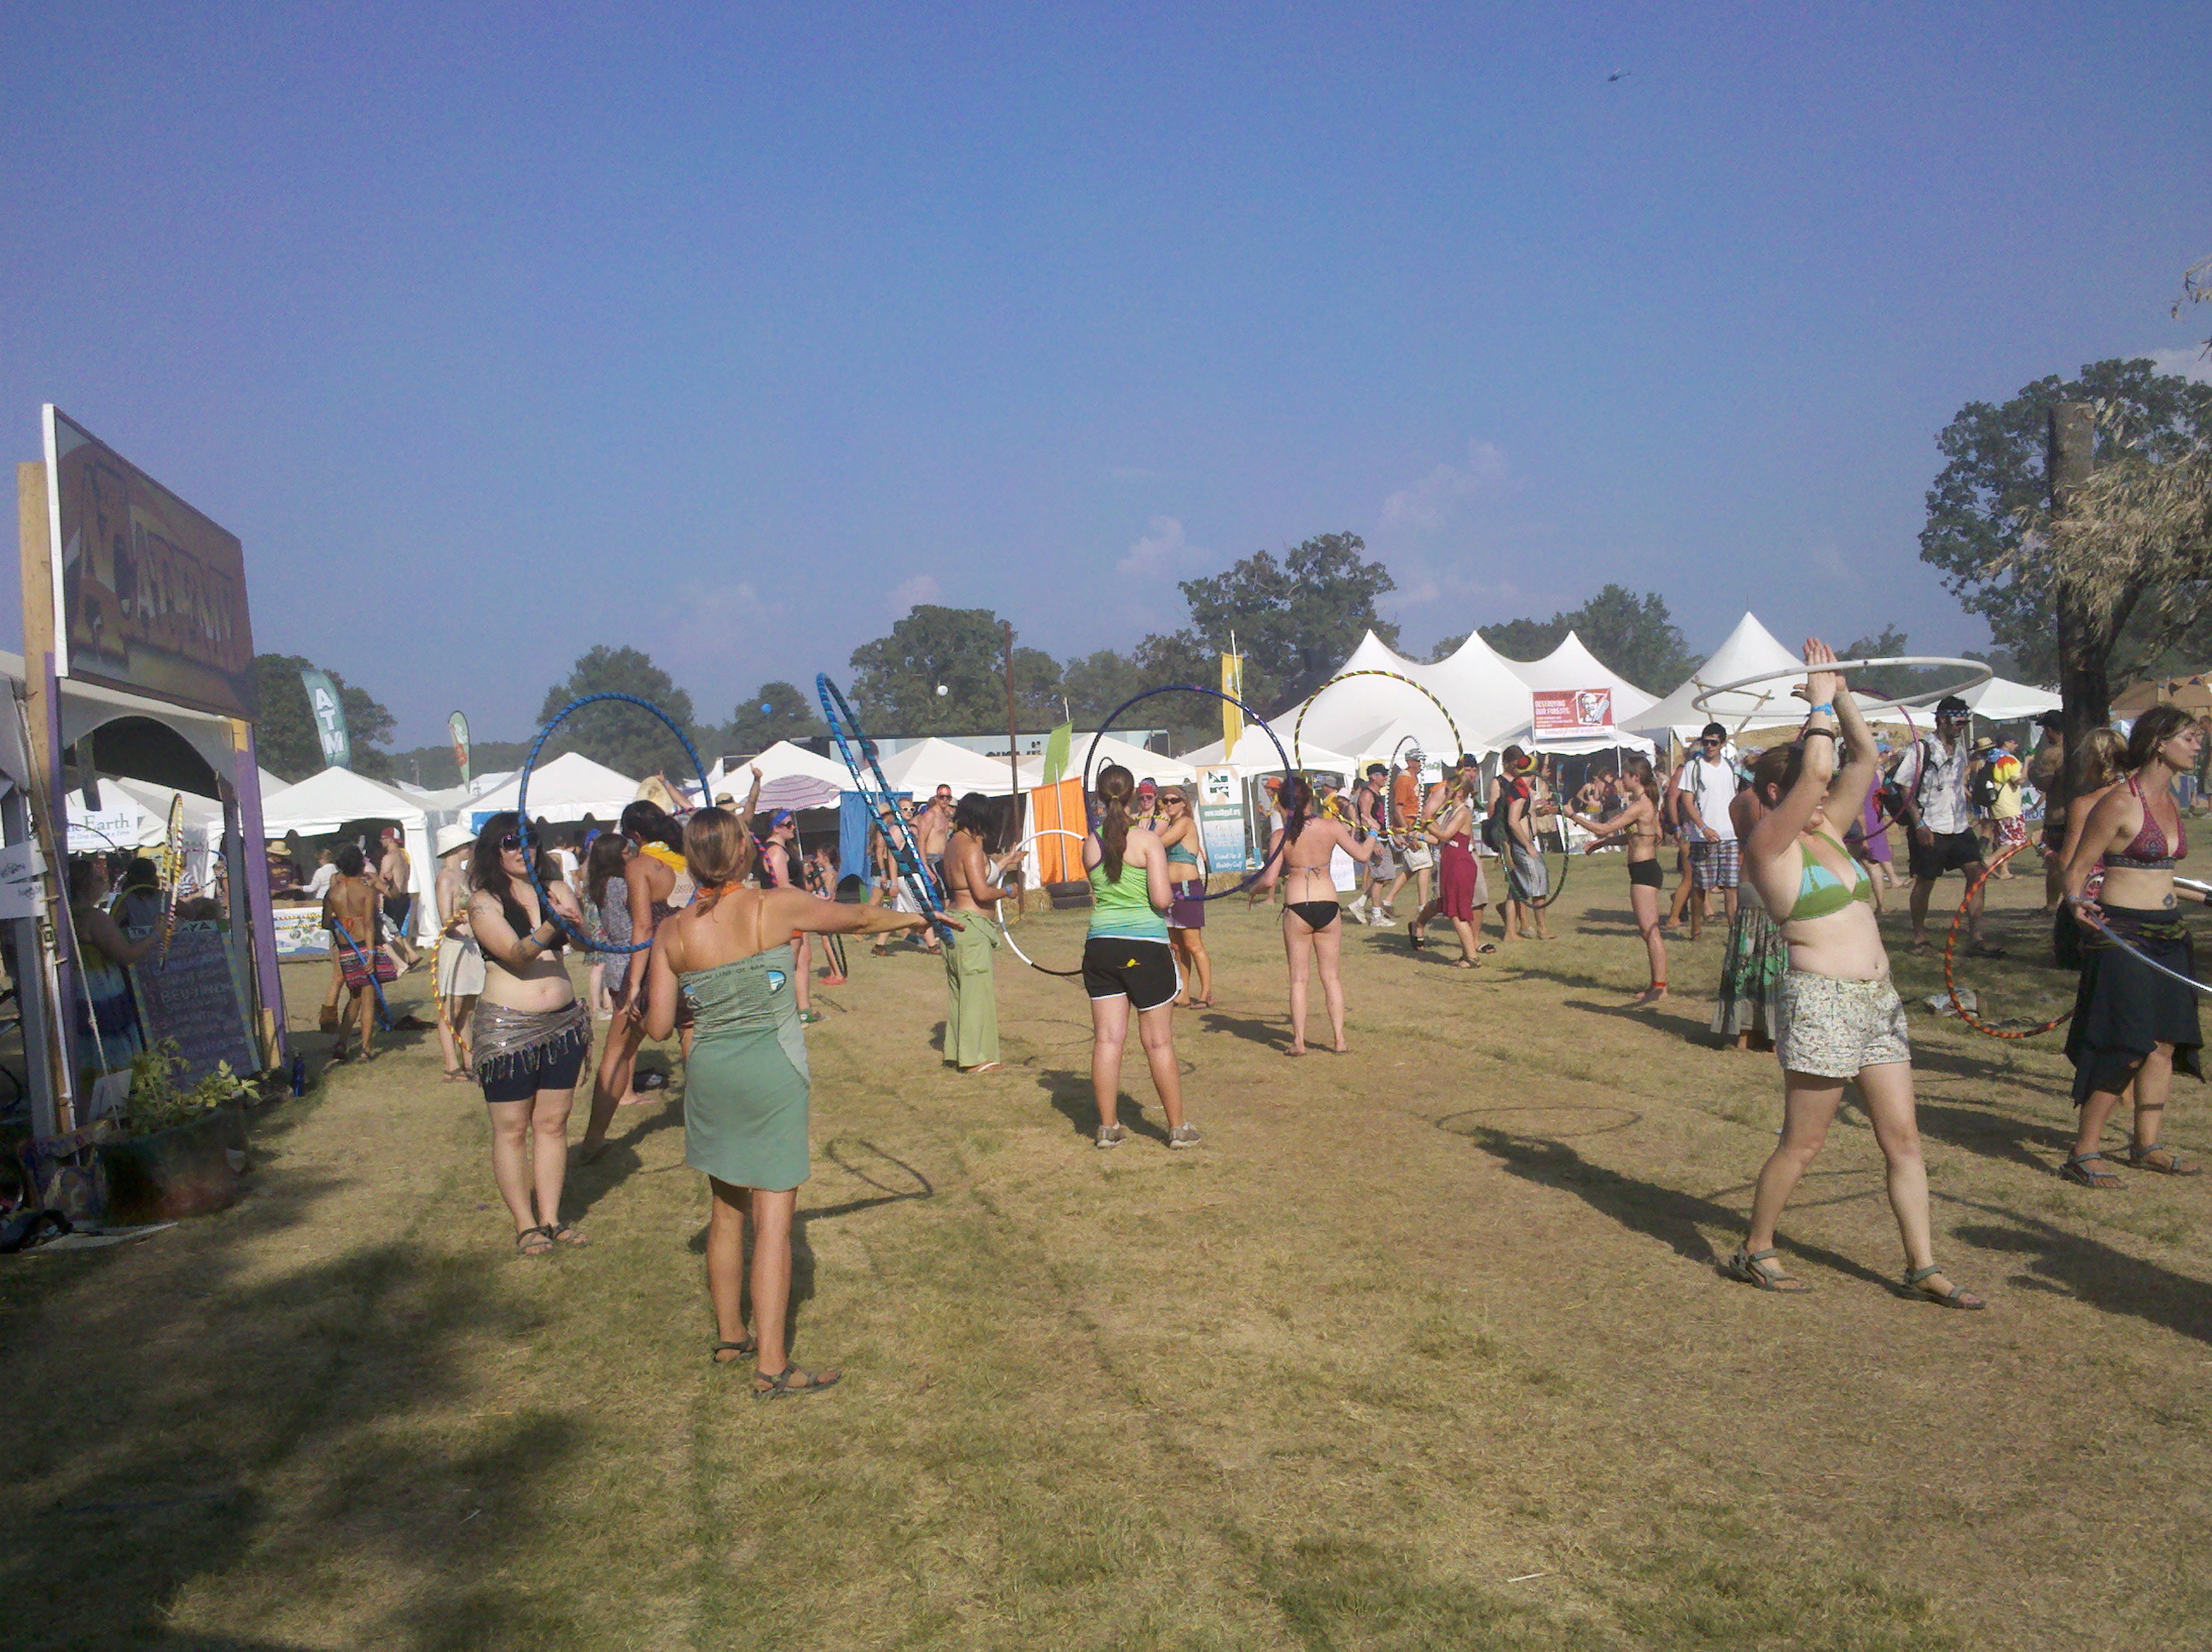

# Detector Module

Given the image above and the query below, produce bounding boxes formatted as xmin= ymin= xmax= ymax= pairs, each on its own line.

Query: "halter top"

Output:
xmin=2108 ymin=776 xmax=2186 ymax=870
xmin=1785 ymin=830 xmax=1872 ymax=922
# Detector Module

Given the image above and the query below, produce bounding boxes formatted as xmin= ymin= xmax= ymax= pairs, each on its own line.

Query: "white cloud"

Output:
xmin=1381 ymin=439 xmax=1511 ymax=532
xmin=2145 ymin=346 xmax=2212 ymax=385
xmin=1117 ymin=515 xmax=1206 ymax=578
xmin=888 ymin=573 xmax=941 ymax=611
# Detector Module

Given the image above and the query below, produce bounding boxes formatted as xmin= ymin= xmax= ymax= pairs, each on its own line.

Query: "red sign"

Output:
xmin=1533 ymin=688 xmax=1613 ymax=736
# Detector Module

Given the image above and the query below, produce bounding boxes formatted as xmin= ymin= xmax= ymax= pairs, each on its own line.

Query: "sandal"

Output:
xmin=1724 ymin=1246 xmax=1809 ymax=1293
xmin=515 ymin=1226 xmax=555 ymax=1258
xmin=2060 ymin=1151 xmax=2123 ymax=1188
xmin=441 ymin=1067 xmax=474 ymax=1084
xmin=1406 ymin=922 xmax=1427 ymax=951
xmin=754 ymin=1364 xmax=841 ymax=1399
xmin=1905 ymin=1264 xmax=1986 ymax=1310
xmin=544 ymin=1221 xmax=589 ymax=1247
xmin=712 ymin=1337 xmax=758 ymax=1364
xmin=1477 ymin=943 xmax=1497 ymax=955
xmin=2128 ymin=1144 xmax=2201 ymax=1176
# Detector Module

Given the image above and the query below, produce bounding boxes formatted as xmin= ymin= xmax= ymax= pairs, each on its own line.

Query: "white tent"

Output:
xmin=1022 ymin=734 xmax=1196 ymax=789
xmin=1626 ymin=613 xmax=1811 ymax=741
xmin=468 ymin=751 xmax=638 ymax=825
xmin=1502 ymin=631 xmax=1660 ymax=724
xmin=260 ymin=767 xmax=437 ymax=939
xmin=710 ymin=742 xmax=852 ymax=812
xmin=878 ymin=737 xmax=1024 ymax=797
xmin=107 ymin=777 xmax=223 ymax=893
xmin=1959 ymin=675 xmax=2061 ymax=722
xmin=1179 ymin=724 xmax=1359 ymax=776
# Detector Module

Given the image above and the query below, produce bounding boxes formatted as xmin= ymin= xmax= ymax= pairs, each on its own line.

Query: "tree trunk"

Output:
xmin=2049 ymin=402 xmax=2107 ymax=741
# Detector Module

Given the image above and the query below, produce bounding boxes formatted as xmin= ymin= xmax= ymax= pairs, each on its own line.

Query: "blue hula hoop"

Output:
xmin=1083 ymin=684 xmax=1292 ymax=901
xmin=815 ymin=673 xmax=953 ymax=935
xmin=516 ymin=693 xmax=713 ymax=954
xmin=329 ymin=917 xmax=393 ymax=1031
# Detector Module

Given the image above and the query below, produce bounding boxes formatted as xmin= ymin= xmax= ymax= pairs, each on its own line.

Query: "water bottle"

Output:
xmin=290 ymin=1053 xmax=306 ymax=1096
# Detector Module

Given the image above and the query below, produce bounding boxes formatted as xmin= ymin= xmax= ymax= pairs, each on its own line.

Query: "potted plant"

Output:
xmin=97 ymin=1041 xmax=256 ymax=1224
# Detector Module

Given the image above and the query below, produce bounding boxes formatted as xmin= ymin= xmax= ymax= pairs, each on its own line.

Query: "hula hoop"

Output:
xmin=1293 ymin=670 xmax=1461 ymax=775
xmin=329 ymin=917 xmax=394 ymax=1032
xmin=992 ymin=829 xmax=1094 ymax=978
xmin=816 ymin=673 xmax=952 ymax=935
xmin=803 ymin=858 xmax=848 ymax=980
xmin=2071 ymin=899 xmax=2212 ymax=999
xmin=517 ymin=693 xmax=713 ymax=954
xmin=1941 ymin=841 xmax=2069 ymax=1038
xmin=1084 ymin=685 xmax=1294 ymax=901
xmin=1689 ymin=657 xmax=1992 ymax=718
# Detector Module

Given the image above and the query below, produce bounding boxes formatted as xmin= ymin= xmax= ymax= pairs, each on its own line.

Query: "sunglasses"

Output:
xmin=498 ymin=834 xmax=523 ymax=851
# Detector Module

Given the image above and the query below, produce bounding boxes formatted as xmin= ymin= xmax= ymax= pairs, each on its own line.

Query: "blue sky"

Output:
xmin=3 ymin=4 xmax=2206 ymax=745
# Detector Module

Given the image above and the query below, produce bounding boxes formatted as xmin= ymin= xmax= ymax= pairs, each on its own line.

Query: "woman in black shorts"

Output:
xmin=1084 ymin=765 xmax=1197 ymax=1149
xmin=467 ymin=811 xmax=593 ymax=1256
xmin=1567 ymin=755 xmax=1668 ymax=1004
xmin=1253 ymin=771 xmax=1375 ymax=1055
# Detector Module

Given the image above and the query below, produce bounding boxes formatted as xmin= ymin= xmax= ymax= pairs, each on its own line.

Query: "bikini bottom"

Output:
xmin=1288 ymin=900 xmax=1342 ymax=930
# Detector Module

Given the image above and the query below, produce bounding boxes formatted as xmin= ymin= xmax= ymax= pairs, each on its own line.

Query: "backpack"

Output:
xmin=1969 ymin=764 xmax=1999 ymax=811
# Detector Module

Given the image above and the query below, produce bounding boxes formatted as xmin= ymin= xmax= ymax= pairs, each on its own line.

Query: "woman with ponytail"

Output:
xmin=1253 ymin=771 xmax=1375 ymax=1055
xmin=644 ymin=806 xmax=939 ymax=1397
xmin=1083 ymin=765 xmax=1198 ymax=1149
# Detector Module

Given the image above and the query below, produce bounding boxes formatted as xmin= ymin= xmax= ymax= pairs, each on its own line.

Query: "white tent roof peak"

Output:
xmin=1624 ymin=612 xmax=1808 ymax=738
xmin=1505 ymin=631 xmax=1660 ymax=719
xmin=467 ymin=751 xmax=639 ymax=823
xmin=1340 ymin=630 xmax=1419 ymax=674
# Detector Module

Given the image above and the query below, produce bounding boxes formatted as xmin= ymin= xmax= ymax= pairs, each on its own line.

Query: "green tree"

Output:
xmin=847 ymin=606 xmax=1062 ymax=735
xmin=251 ymin=654 xmax=397 ymax=782
xmin=1173 ymin=532 xmax=1399 ymax=712
xmin=1061 ymin=649 xmax=1143 ymax=725
xmin=1460 ymin=617 xmax=1562 ymax=661
xmin=536 ymin=647 xmax=698 ymax=778
xmin=1838 ymin=625 xmax=1955 ymax=702
xmin=1920 ymin=358 xmax=2212 ymax=681
xmin=723 ymin=681 xmax=821 ymax=754
xmin=1468 ymin=585 xmax=1696 ymax=691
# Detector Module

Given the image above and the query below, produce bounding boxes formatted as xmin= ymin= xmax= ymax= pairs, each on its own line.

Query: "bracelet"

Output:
xmin=1807 ymin=702 xmax=1835 ymax=716
xmin=1802 ymin=728 xmax=1838 ymax=741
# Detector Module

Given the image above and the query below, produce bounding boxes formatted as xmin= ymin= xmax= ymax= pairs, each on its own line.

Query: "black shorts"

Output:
xmin=1082 ymin=936 xmax=1179 ymax=1011
xmin=1627 ymin=858 xmax=1665 ymax=889
xmin=1908 ymin=829 xmax=1984 ymax=882
xmin=480 ymin=1032 xmax=591 ymax=1104
xmin=383 ymin=893 xmax=413 ymax=929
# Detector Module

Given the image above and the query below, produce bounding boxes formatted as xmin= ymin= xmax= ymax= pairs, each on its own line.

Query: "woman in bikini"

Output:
xmin=467 ymin=812 xmax=592 ymax=1257
xmin=1253 ymin=771 xmax=1375 ymax=1055
xmin=1730 ymin=640 xmax=1982 ymax=1309
xmin=1567 ymin=755 xmax=1668 ymax=1003
xmin=1158 ymin=788 xmax=1214 ymax=1009
xmin=1410 ymin=766 xmax=1487 ymax=968
xmin=643 ymin=806 xmax=939 ymax=1395
xmin=1084 ymin=765 xmax=1198 ymax=1149
xmin=2060 ymin=704 xmax=2207 ymax=1185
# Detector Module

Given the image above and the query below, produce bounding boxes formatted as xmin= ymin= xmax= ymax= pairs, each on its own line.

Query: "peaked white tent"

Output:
xmin=1022 ymin=735 xmax=1196 ymax=789
xmin=469 ymin=752 xmax=638 ymax=825
xmin=1179 ymin=724 xmax=1359 ymax=776
xmin=260 ymin=767 xmax=437 ymax=939
xmin=1504 ymin=631 xmax=1660 ymax=723
xmin=1627 ymin=614 xmax=1810 ymax=741
xmin=1959 ymin=675 xmax=2061 ymax=721
xmin=877 ymin=737 xmax=1023 ymax=797
xmin=710 ymin=742 xmax=851 ymax=812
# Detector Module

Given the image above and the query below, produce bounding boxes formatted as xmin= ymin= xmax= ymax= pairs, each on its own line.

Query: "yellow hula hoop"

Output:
xmin=1293 ymin=671 xmax=1463 ymax=773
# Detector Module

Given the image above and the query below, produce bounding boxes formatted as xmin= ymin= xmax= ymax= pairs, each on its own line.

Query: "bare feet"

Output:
xmin=1633 ymin=986 xmax=1668 ymax=1005
xmin=1285 ymin=1043 xmax=1307 ymax=1057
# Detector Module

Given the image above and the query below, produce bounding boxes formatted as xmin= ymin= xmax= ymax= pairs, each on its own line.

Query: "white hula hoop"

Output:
xmin=994 ymin=829 xmax=1095 ymax=977
xmin=1688 ymin=656 xmax=1993 ymax=718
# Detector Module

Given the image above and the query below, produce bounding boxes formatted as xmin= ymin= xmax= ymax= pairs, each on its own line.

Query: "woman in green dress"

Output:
xmin=644 ymin=806 xmax=939 ymax=1398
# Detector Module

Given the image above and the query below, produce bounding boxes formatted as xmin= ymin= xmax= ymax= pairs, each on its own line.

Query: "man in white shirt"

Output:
xmin=1668 ymin=722 xmax=1741 ymax=940
xmin=1894 ymin=695 xmax=1996 ymax=956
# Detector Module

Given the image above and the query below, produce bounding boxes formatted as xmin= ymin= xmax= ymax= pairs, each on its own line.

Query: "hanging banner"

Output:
xmin=449 ymin=711 xmax=472 ymax=787
xmin=1220 ymin=654 xmax=1245 ymax=755
xmin=1039 ymin=720 xmax=1072 ymax=787
xmin=300 ymin=668 xmax=351 ymax=770
xmin=1196 ymin=765 xmax=1249 ymax=873
xmin=1532 ymin=688 xmax=1613 ymax=738
xmin=44 ymin=406 xmax=257 ymax=718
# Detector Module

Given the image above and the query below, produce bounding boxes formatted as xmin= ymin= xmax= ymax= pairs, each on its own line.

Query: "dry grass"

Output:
xmin=5 ymin=847 xmax=2211 ymax=1649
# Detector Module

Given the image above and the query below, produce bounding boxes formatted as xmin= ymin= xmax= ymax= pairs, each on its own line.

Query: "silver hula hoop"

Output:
xmin=1688 ymin=656 xmax=1992 ymax=718
xmin=2075 ymin=900 xmax=2212 ymax=998
xmin=994 ymin=829 xmax=1096 ymax=978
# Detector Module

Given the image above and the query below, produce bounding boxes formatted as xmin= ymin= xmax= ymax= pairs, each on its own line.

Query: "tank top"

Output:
xmin=1087 ymin=851 xmax=1169 ymax=942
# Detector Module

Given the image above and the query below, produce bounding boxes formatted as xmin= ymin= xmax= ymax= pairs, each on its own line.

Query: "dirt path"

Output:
xmin=4 ymin=857 xmax=2208 ymax=1648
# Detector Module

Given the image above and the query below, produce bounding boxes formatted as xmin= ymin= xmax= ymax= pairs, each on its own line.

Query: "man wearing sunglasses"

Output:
xmin=1670 ymin=722 xmax=1742 ymax=940
xmin=1894 ymin=695 xmax=1999 ymax=957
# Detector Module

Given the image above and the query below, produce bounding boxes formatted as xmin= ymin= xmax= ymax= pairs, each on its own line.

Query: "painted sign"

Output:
xmin=44 ymin=407 xmax=257 ymax=718
xmin=1532 ymin=688 xmax=1614 ymax=737
xmin=1196 ymin=765 xmax=1249 ymax=873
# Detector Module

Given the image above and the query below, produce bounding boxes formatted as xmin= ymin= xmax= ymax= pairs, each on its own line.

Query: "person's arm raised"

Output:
xmin=760 ymin=884 xmax=946 ymax=939
xmin=1823 ymin=679 xmax=1880 ymax=823
xmin=1746 ymin=643 xmax=1843 ymax=866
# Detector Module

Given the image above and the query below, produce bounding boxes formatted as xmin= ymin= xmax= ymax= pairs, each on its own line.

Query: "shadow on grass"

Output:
xmin=564 ymin=1099 xmax=688 ymax=1219
xmin=1941 ymin=1192 xmax=2212 ymax=1346
xmin=0 ymin=1170 xmax=582 ymax=1650
xmin=1195 ymin=1009 xmax=1289 ymax=1053
xmin=1038 ymin=1068 xmax=1167 ymax=1143
xmin=1457 ymin=1126 xmax=1895 ymax=1289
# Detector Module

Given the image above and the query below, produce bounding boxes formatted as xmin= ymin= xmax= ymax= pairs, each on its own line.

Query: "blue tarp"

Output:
xmin=838 ymin=788 xmax=910 ymax=891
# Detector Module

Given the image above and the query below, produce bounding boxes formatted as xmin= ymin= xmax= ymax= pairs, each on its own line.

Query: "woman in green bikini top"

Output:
xmin=645 ymin=806 xmax=940 ymax=1398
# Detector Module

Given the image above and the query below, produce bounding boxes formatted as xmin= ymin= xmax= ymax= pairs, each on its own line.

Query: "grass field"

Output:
xmin=4 ymin=849 xmax=2210 ymax=1649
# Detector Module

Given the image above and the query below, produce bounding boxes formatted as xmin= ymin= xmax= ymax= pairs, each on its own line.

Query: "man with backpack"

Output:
xmin=1892 ymin=695 xmax=2000 ymax=957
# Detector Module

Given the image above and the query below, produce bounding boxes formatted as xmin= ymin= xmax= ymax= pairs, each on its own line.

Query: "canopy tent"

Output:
xmin=1960 ymin=675 xmax=2063 ymax=722
xmin=1482 ymin=719 xmax=1655 ymax=759
xmin=1259 ymin=631 xmax=1511 ymax=760
xmin=1178 ymin=724 xmax=1359 ymax=776
xmin=1020 ymin=734 xmax=1196 ymax=790
xmin=712 ymin=741 xmax=854 ymax=813
xmin=877 ymin=737 xmax=1024 ymax=798
xmin=468 ymin=751 xmax=638 ymax=826
xmin=261 ymin=766 xmax=437 ymax=939
xmin=1625 ymin=613 xmax=1811 ymax=740
xmin=2110 ymin=674 xmax=2211 ymax=718
xmin=1500 ymin=631 xmax=1661 ymax=724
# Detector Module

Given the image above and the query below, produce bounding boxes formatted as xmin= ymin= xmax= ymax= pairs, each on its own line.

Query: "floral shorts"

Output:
xmin=1995 ymin=816 xmax=2029 ymax=850
xmin=1774 ymin=971 xmax=1910 ymax=1079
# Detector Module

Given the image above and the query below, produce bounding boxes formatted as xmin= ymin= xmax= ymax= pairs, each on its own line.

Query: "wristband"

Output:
xmin=1807 ymin=702 xmax=1835 ymax=716
xmin=1802 ymin=728 xmax=1838 ymax=741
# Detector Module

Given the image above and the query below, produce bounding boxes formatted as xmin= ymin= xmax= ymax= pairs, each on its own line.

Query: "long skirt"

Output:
xmin=1712 ymin=899 xmax=1790 ymax=1039
xmin=2065 ymin=906 xmax=2203 ymax=1104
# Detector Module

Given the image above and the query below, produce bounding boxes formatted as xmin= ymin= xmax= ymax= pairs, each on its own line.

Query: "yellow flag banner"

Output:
xmin=1220 ymin=653 xmax=1244 ymax=757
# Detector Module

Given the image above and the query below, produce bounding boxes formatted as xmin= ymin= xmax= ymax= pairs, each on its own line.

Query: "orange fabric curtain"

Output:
xmin=1028 ymin=778 xmax=1086 ymax=883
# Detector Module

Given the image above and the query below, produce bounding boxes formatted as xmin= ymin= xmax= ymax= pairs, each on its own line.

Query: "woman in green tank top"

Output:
xmin=1082 ymin=765 xmax=1199 ymax=1151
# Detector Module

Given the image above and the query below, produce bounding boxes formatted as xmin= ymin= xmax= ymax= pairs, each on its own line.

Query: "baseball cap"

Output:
xmin=2036 ymin=710 xmax=2064 ymax=731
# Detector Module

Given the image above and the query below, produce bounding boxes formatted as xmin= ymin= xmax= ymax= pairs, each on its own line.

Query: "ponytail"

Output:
xmin=1097 ymin=764 xmax=1135 ymax=881
xmin=1278 ymin=772 xmax=1313 ymax=843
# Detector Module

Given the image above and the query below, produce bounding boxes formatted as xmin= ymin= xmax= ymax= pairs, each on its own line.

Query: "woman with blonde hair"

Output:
xmin=645 ymin=806 xmax=936 ymax=1395
xmin=2060 ymin=706 xmax=2208 ymax=1184
xmin=1729 ymin=642 xmax=1982 ymax=1309
xmin=1410 ymin=765 xmax=1487 ymax=968
xmin=1157 ymin=788 xmax=1214 ymax=1009
xmin=1084 ymin=765 xmax=1198 ymax=1147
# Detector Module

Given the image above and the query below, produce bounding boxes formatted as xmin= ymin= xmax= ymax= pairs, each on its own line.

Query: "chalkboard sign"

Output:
xmin=129 ymin=922 xmax=259 ymax=1086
